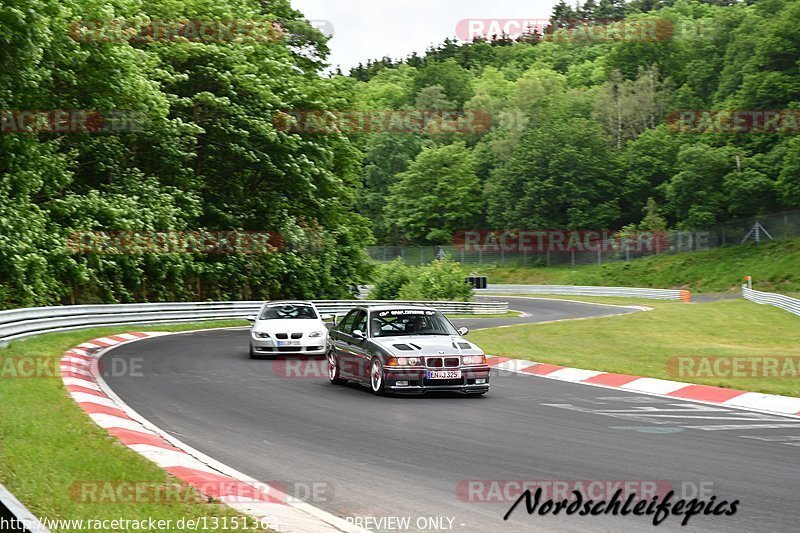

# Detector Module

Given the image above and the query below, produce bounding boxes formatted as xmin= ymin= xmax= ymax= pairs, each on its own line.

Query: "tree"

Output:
xmin=415 ymin=85 xmax=456 ymax=110
xmin=360 ymin=134 xmax=427 ymax=242
xmin=413 ymin=59 xmax=474 ymax=108
xmin=665 ymin=144 xmax=735 ymax=228
xmin=385 ymin=143 xmax=482 ymax=244
xmin=619 ymin=125 xmax=681 ymax=224
xmin=486 ymin=116 xmax=621 ymax=229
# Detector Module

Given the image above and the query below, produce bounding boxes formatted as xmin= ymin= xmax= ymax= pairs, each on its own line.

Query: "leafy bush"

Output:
xmin=370 ymin=257 xmax=474 ymax=301
xmin=368 ymin=258 xmax=413 ymax=300
xmin=370 ymin=258 xmax=474 ymax=301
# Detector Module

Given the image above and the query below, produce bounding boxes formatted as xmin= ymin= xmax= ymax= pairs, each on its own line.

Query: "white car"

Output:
xmin=248 ymin=301 xmax=330 ymax=359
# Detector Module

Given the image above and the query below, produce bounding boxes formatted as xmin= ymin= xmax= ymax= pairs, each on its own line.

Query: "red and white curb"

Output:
xmin=60 ymin=332 xmax=362 ymax=533
xmin=486 ymin=356 xmax=800 ymax=417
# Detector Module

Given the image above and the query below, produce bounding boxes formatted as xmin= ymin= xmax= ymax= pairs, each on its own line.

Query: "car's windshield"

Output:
xmin=260 ymin=304 xmax=318 ymax=320
xmin=370 ymin=309 xmax=457 ymax=337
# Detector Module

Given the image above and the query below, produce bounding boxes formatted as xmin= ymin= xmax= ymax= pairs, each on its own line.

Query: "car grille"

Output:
xmin=256 ymin=346 xmax=323 ymax=353
xmin=273 ymin=332 xmax=304 ymax=340
xmin=425 ymin=356 xmax=460 ymax=368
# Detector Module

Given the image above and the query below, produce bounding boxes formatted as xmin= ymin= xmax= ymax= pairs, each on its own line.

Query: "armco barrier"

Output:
xmin=0 ymin=481 xmax=50 ymax=532
xmin=742 ymin=286 xmax=800 ymax=317
xmin=477 ymin=284 xmax=691 ymax=301
xmin=0 ymin=299 xmax=507 ymax=343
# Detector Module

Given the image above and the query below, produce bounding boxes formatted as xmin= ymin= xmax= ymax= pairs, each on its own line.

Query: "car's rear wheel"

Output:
xmin=370 ymin=357 xmax=386 ymax=395
xmin=328 ymin=349 xmax=347 ymax=385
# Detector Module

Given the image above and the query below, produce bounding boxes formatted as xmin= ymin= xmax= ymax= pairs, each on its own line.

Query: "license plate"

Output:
xmin=427 ymin=370 xmax=462 ymax=380
xmin=277 ymin=341 xmax=300 ymax=347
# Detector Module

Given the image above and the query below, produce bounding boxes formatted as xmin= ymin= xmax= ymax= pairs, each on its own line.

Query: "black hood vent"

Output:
xmin=393 ymin=344 xmax=413 ymax=351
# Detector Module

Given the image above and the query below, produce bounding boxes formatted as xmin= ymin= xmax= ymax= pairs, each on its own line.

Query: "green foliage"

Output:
xmin=482 ymin=237 xmax=800 ymax=295
xmin=369 ymin=257 xmax=473 ymax=301
xmin=368 ymin=258 xmax=413 ymax=300
xmin=396 ymin=258 xmax=474 ymax=302
xmin=486 ymin=116 xmax=621 ymax=229
xmin=385 ymin=142 xmax=482 ymax=244
xmin=0 ymin=0 xmax=371 ymax=308
xmin=351 ymin=0 xmax=800 ymax=246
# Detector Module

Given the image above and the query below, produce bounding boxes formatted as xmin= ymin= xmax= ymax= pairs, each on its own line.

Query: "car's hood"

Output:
xmin=372 ymin=335 xmax=483 ymax=357
xmin=253 ymin=319 xmax=326 ymax=333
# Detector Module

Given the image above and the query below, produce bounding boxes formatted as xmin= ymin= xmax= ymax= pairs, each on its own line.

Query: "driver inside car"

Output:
xmin=405 ymin=315 xmax=427 ymax=334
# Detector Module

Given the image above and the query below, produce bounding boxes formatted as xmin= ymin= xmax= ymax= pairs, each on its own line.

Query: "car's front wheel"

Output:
xmin=328 ymin=349 xmax=347 ymax=385
xmin=370 ymin=357 xmax=386 ymax=395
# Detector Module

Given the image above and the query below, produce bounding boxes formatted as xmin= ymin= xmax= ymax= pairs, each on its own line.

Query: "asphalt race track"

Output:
xmin=104 ymin=297 xmax=800 ymax=532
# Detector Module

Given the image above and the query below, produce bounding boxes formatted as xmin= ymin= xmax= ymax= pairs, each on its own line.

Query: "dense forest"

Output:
xmin=0 ymin=0 xmax=371 ymax=307
xmin=347 ymin=0 xmax=800 ymax=244
xmin=1 ymin=0 xmax=799 ymax=307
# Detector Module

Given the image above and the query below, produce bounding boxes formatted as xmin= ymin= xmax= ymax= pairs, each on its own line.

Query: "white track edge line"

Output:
xmin=494 ymin=361 xmax=800 ymax=420
xmin=90 ymin=330 xmax=365 ymax=533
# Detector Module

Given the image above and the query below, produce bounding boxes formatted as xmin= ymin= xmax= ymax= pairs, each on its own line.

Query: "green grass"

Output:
xmin=469 ymin=298 xmax=800 ymax=397
xmin=0 ymin=320 xmax=274 ymax=533
xmin=475 ymin=237 xmax=800 ymax=294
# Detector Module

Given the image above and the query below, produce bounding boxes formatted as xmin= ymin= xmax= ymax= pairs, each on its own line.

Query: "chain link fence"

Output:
xmin=367 ymin=208 xmax=800 ymax=267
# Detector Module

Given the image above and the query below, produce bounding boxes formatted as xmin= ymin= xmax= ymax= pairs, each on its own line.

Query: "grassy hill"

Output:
xmin=476 ymin=238 xmax=800 ymax=294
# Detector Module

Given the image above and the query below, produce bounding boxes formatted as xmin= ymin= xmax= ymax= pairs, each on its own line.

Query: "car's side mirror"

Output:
xmin=352 ymin=329 xmax=366 ymax=340
xmin=321 ymin=314 xmax=333 ymax=321
xmin=458 ymin=327 xmax=469 ymax=336
xmin=246 ymin=315 xmax=257 ymax=324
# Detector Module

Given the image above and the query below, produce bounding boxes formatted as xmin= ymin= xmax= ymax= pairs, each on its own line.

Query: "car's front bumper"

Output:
xmin=383 ymin=366 xmax=490 ymax=393
xmin=250 ymin=337 xmax=327 ymax=356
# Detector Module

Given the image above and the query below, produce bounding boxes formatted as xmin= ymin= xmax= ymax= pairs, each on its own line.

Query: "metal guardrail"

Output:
xmin=0 ymin=482 xmax=50 ymax=532
xmin=742 ymin=286 xmax=800 ymax=317
xmin=0 ymin=300 xmax=508 ymax=343
xmin=477 ymin=284 xmax=691 ymax=301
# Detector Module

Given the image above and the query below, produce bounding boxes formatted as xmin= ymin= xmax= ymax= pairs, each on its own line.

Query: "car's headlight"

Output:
xmin=309 ymin=331 xmax=325 ymax=338
xmin=254 ymin=331 xmax=270 ymax=338
xmin=387 ymin=357 xmax=422 ymax=367
xmin=462 ymin=355 xmax=487 ymax=365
